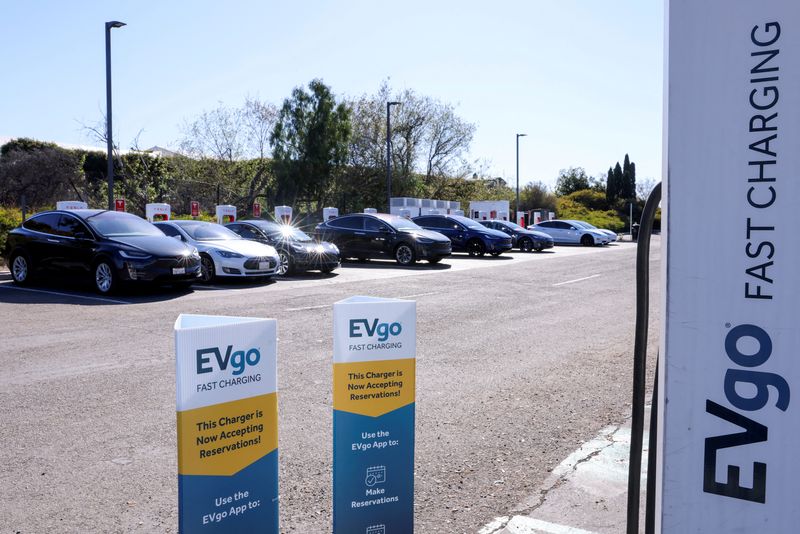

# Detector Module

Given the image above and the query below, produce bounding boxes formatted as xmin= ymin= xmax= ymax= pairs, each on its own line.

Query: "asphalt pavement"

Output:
xmin=0 ymin=239 xmax=660 ymax=533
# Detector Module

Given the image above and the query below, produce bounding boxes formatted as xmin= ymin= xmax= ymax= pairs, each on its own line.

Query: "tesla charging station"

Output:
xmin=275 ymin=206 xmax=292 ymax=224
xmin=659 ymin=1 xmax=799 ymax=531
xmin=216 ymin=205 xmax=236 ymax=224
xmin=146 ymin=203 xmax=171 ymax=222
xmin=323 ymin=207 xmax=339 ymax=221
xmin=56 ymin=201 xmax=87 ymax=210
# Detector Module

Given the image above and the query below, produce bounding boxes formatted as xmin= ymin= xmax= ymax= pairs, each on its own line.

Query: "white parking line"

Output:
xmin=0 ymin=284 xmax=130 ymax=305
xmin=481 ymin=516 xmax=598 ymax=534
xmin=396 ymin=291 xmax=439 ymax=299
xmin=552 ymin=274 xmax=601 ymax=287
xmin=284 ymin=304 xmax=331 ymax=312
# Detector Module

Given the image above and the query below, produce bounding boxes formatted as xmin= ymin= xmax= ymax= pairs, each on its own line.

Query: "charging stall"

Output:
xmin=56 ymin=201 xmax=88 ymax=210
xmin=658 ymin=2 xmax=800 ymax=531
xmin=216 ymin=205 xmax=237 ymax=224
xmin=323 ymin=207 xmax=339 ymax=221
xmin=146 ymin=203 xmax=171 ymax=222
xmin=363 ymin=208 xmax=377 ymax=214
xmin=275 ymin=206 xmax=292 ymax=224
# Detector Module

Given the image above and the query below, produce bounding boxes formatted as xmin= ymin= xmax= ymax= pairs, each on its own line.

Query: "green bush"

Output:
xmin=565 ymin=189 xmax=610 ymax=211
xmin=172 ymin=212 xmax=217 ymax=222
xmin=556 ymin=198 xmax=627 ymax=233
xmin=0 ymin=206 xmax=23 ymax=264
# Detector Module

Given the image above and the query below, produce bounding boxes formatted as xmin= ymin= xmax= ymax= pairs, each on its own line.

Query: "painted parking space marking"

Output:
xmin=0 ymin=284 xmax=130 ymax=305
xmin=396 ymin=291 xmax=439 ymax=299
xmin=552 ymin=274 xmax=601 ymax=287
xmin=481 ymin=516 xmax=599 ymax=534
xmin=285 ymin=303 xmax=331 ymax=312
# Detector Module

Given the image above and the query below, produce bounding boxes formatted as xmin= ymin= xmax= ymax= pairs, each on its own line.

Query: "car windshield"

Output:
xmin=251 ymin=221 xmax=313 ymax=242
xmin=178 ymin=222 xmax=241 ymax=241
xmin=375 ymin=214 xmax=422 ymax=231
xmin=450 ymin=215 xmax=485 ymax=229
xmin=83 ymin=211 xmax=163 ymax=237
xmin=571 ymin=221 xmax=593 ymax=229
xmin=503 ymin=221 xmax=524 ymax=230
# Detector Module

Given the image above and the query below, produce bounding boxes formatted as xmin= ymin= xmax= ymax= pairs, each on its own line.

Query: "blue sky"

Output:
xmin=0 ymin=1 xmax=664 ymax=190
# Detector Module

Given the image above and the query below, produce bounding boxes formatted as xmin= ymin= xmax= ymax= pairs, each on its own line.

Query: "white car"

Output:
xmin=528 ymin=220 xmax=609 ymax=246
xmin=155 ymin=220 xmax=281 ymax=282
xmin=567 ymin=220 xmax=618 ymax=243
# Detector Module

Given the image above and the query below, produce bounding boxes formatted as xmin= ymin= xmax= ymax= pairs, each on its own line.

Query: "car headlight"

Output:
xmin=416 ymin=237 xmax=433 ymax=244
xmin=119 ymin=249 xmax=152 ymax=260
xmin=481 ymin=233 xmax=499 ymax=240
xmin=330 ymin=243 xmax=339 ymax=253
xmin=214 ymin=250 xmax=244 ymax=258
xmin=290 ymin=242 xmax=307 ymax=252
xmin=190 ymin=247 xmax=200 ymax=259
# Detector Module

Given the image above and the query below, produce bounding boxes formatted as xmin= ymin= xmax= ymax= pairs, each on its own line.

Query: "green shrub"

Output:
xmin=556 ymin=198 xmax=627 ymax=233
xmin=172 ymin=212 xmax=217 ymax=222
xmin=0 ymin=206 xmax=23 ymax=263
xmin=565 ymin=189 xmax=610 ymax=211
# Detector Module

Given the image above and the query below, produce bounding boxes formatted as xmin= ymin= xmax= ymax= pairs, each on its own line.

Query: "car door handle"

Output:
xmin=47 ymin=238 xmax=61 ymax=243
xmin=354 ymin=232 xmax=366 ymax=236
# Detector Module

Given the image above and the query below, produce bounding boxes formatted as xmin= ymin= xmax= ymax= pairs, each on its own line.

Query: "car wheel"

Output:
xmin=467 ymin=239 xmax=486 ymax=257
xmin=519 ymin=238 xmax=533 ymax=252
xmin=277 ymin=251 xmax=292 ymax=275
xmin=534 ymin=244 xmax=544 ymax=252
xmin=94 ymin=260 xmax=117 ymax=294
xmin=200 ymin=255 xmax=216 ymax=283
xmin=580 ymin=234 xmax=594 ymax=247
xmin=394 ymin=243 xmax=416 ymax=266
xmin=10 ymin=252 xmax=31 ymax=285
xmin=428 ymin=258 xmax=442 ymax=264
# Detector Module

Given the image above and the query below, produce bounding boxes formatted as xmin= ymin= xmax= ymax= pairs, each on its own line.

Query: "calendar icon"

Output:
xmin=365 ymin=465 xmax=386 ymax=487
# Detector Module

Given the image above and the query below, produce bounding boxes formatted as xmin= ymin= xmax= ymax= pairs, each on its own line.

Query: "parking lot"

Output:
xmin=0 ymin=240 xmax=660 ymax=533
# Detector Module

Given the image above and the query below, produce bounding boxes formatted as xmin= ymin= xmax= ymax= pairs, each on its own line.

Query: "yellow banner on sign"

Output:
xmin=333 ymin=358 xmax=415 ymax=417
xmin=177 ymin=393 xmax=277 ymax=476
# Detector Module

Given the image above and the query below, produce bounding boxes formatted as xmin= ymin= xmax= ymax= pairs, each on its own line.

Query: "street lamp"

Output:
xmin=516 ymin=133 xmax=527 ymax=219
xmin=105 ymin=20 xmax=126 ymax=211
xmin=386 ymin=101 xmax=401 ymax=211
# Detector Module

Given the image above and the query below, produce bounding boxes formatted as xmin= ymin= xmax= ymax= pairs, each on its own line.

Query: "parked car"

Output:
xmin=412 ymin=214 xmax=513 ymax=257
xmin=567 ymin=220 xmax=618 ymax=243
xmin=5 ymin=209 xmax=201 ymax=293
xmin=314 ymin=213 xmax=451 ymax=265
xmin=154 ymin=220 xmax=281 ymax=283
xmin=478 ymin=219 xmax=554 ymax=252
xmin=225 ymin=219 xmax=340 ymax=275
xmin=528 ymin=219 xmax=609 ymax=246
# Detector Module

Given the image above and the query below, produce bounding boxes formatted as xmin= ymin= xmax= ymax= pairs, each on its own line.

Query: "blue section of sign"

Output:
xmin=178 ymin=449 xmax=278 ymax=533
xmin=333 ymin=404 xmax=415 ymax=533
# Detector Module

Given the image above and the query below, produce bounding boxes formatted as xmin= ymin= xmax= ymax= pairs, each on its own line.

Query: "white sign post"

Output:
xmin=175 ymin=314 xmax=278 ymax=533
xmin=662 ymin=2 xmax=800 ymax=531
xmin=332 ymin=297 xmax=416 ymax=533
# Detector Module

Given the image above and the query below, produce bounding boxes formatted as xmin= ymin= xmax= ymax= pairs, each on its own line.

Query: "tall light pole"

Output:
xmin=386 ymin=101 xmax=401 ymax=211
xmin=515 ymin=133 xmax=527 ymax=217
xmin=105 ymin=20 xmax=126 ymax=211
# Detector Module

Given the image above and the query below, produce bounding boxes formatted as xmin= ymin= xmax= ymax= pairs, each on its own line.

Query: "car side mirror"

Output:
xmin=570 ymin=227 xmax=577 ymax=231
xmin=171 ymin=235 xmax=183 ymax=241
xmin=75 ymin=231 xmax=91 ymax=240
xmin=380 ymin=227 xmax=391 ymax=233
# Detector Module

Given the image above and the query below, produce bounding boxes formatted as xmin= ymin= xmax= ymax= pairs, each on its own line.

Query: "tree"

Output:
xmin=555 ymin=167 xmax=590 ymax=196
xmin=636 ymin=177 xmax=657 ymax=201
xmin=0 ymin=143 xmax=89 ymax=207
xmin=621 ymin=154 xmax=636 ymax=200
xmin=518 ymin=181 xmax=556 ymax=212
xmin=178 ymin=98 xmax=278 ymax=215
xmin=270 ymin=79 xmax=352 ymax=210
xmin=605 ymin=165 xmax=617 ymax=204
